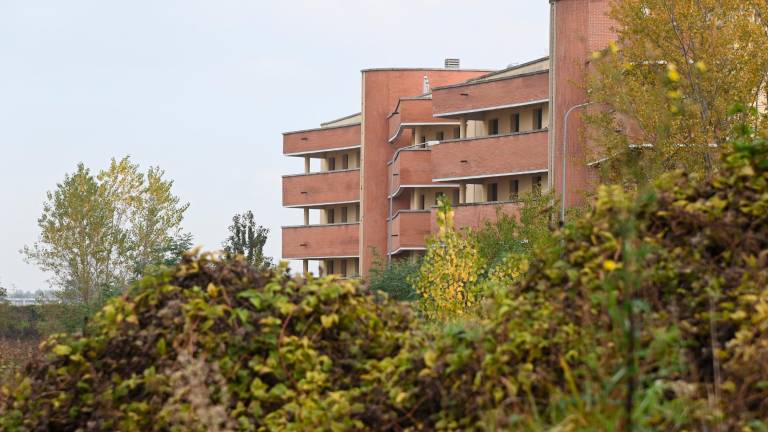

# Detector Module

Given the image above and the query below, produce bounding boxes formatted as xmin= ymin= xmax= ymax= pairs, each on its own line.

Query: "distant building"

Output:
xmin=281 ymin=0 xmax=615 ymax=278
xmin=6 ymin=297 xmax=40 ymax=307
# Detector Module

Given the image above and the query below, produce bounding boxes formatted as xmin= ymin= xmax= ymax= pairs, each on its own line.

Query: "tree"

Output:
xmin=0 ymin=279 xmax=7 ymax=304
xmin=587 ymin=0 xmax=768 ymax=185
xmin=223 ymin=211 xmax=272 ymax=270
xmin=412 ymin=197 xmax=485 ymax=322
xmin=368 ymin=254 xmax=421 ymax=302
xmin=22 ymin=157 xmax=190 ymax=309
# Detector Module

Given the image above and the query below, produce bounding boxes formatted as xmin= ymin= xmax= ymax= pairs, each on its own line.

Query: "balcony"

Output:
xmin=283 ymin=169 xmax=360 ymax=208
xmin=430 ymin=130 xmax=548 ymax=182
xmin=432 ymin=70 xmax=549 ymax=118
xmin=430 ymin=201 xmax=522 ymax=233
xmin=283 ymin=123 xmax=361 ymax=156
xmin=282 ymin=223 xmax=360 ymax=260
xmin=389 ymin=149 xmax=440 ymax=197
xmin=388 ymin=98 xmax=457 ymax=143
xmin=389 ymin=210 xmax=431 ymax=255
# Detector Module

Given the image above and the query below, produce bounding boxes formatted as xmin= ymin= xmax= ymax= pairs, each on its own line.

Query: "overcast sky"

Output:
xmin=0 ymin=0 xmax=550 ymax=292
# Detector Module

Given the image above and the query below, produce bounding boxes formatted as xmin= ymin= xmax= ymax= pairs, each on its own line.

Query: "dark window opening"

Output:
xmin=510 ymin=179 xmax=520 ymax=201
xmin=533 ymin=176 xmax=543 ymax=195
xmin=533 ymin=109 xmax=544 ymax=130
xmin=341 ymin=207 xmax=348 ymax=223
xmin=453 ymin=127 xmax=461 ymax=139
xmin=511 ymin=113 xmax=520 ymax=133
xmin=341 ymin=260 xmax=347 ymax=276
xmin=342 ymin=154 xmax=349 ymax=170
xmin=453 ymin=189 xmax=460 ymax=204
xmin=419 ymin=194 xmax=426 ymax=210
xmin=435 ymin=192 xmax=445 ymax=205
xmin=327 ymin=208 xmax=335 ymax=224
xmin=488 ymin=118 xmax=499 ymax=136
xmin=436 ymin=131 xmax=444 ymax=141
xmin=328 ymin=157 xmax=336 ymax=171
xmin=488 ymin=183 xmax=498 ymax=202
xmin=327 ymin=260 xmax=334 ymax=275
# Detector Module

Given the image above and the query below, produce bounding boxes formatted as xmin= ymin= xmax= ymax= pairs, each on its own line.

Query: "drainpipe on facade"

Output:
xmin=561 ymin=102 xmax=594 ymax=224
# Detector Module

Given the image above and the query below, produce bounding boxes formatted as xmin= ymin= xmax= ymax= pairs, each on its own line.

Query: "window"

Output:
xmin=342 ymin=154 xmax=349 ymax=170
xmin=533 ymin=176 xmax=543 ymax=195
xmin=533 ymin=109 xmax=543 ymax=130
xmin=510 ymin=179 xmax=520 ymax=201
xmin=341 ymin=260 xmax=347 ymax=277
xmin=327 ymin=260 xmax=334 ymax=275
xmin=453 ymin=189 xmax=460 ymax=204
xmin=341 ymin=207 xmax=348 ymax=223
xmin=328 ymin=157 xmax=336 ymax=171
xmin=511 ymin=113 xmax=520 ymax=133
xmin=419 ymin=194 xmax=426 ymax=210
xmin=453 ymin=127 xmax=461 ymax=139
xmin=327 ymin=208 xmax=335 ymax=224
xmin=488 ymin=183 xmax=499 ymax=202
xmin=420 ymin=135 xmax=427 ymax=143
xmin=488 ymin=118 xmax=499 ymax=136
xmin=435 ymin=192 xmax=445 ymax=205
xmin=436 ymin=131 xmax=444 ymax=141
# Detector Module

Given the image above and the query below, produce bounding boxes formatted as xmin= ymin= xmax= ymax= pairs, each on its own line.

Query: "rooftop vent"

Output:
xmin=444 ymin=58 xmax=460 ymax=69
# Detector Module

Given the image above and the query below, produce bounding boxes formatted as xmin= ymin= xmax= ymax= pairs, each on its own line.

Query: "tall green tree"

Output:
xmin=587 ymin=0 xmax=768 ymax=185
xmin=22 ymin=157 xmax=190 ymax=308
xmin=223 ymin=211 xmax=272 ymax=270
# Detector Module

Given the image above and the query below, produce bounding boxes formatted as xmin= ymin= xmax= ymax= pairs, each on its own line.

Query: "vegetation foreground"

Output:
xmin=3 ymin=135 xmax=768 ymax=430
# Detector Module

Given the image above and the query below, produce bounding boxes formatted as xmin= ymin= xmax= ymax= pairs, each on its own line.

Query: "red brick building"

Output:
xmin=282 ymin=0 xmax=615 ymax=277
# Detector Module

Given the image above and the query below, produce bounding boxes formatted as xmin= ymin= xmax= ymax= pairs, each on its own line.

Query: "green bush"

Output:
xmin=0 ymin=256 xmax=412 ymax=431
xmin=4 ymin=129 xmax=768 ymax=430
xmin=367 ymin=256 xmax=421 ymax=302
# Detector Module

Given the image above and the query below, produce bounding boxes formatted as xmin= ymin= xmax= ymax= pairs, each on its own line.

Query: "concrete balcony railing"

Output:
xmin=389 ymin=210 xmax=431 ymax=255
xmin=388 ymin=149 xmax=436 ymax=197
xmin=430 ymin=130 xmax=548 ymax=182
xmin=430 ymin=201 xmax=522 ymax=233
xmin=283 ymin=123 xmax=361 ymax=156
xmin=283 ymin=169 xmax=360 ymax=208
xmin=388 ymin=98 xmax=457 ymax=143
xmin=431 ymin=70 xmax=549 ymax=118
xmin=282 ymin=223 xmax=360 ymax=260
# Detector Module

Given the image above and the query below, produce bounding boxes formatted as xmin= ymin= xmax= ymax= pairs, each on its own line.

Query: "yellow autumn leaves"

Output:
xmin=412 ymin=197 xmax=526 ymax=322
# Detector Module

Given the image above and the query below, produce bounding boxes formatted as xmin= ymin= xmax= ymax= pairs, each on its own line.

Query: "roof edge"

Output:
xmin=432 ymin=69 xmax=549 ymax=92
xmin=283 ymin=122 xmax=361 ymax=136
xmin=320 ymin=112 xmax=362 ymax=128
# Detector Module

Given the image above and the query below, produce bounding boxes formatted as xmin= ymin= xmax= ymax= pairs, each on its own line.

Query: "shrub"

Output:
xmin=367 ymin=255 xmax=421 ymax=302
xmin=0 ymin=255 xmax=412 ymax=431
xmin=4 ymin=129 xmax=768 ymax=430
xmin=411 ymin=197 xmax=486 ymax=322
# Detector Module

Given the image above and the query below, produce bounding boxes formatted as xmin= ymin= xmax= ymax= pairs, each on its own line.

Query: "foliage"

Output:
xmin=0 ymin=306 xmax=42 ymax=340
xmin=0 ymin=338 xmax=38 ymax=385
xmin=21 ymin=157 xmax=190 ymax=310
xmin=586 ymin=0 xmax=768 ymax=185
xmin=367 ymin=255 xmax=421 ymax=302
xmin=0 ymin=254 xmax=412 ymax=431
xmin=411 ymin=197 xmax=485 ymax=322
xmin=474 ymin=193 xmax=556 ymax=270
xmin=223 ymin=210 xmax=272 ymax=270
xmin=5 ymin=131 xmax=768 ymax=429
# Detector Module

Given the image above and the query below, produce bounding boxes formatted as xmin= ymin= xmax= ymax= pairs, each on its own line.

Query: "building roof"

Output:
xmin=320 ymin=113 xmax=362 ymax=128
xmin=433 ymin=57 xmax=550 ymax=91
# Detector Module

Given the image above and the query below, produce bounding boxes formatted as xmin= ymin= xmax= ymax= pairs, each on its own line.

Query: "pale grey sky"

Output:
xmin=0 ymin=0 xmax=549 ymax=292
